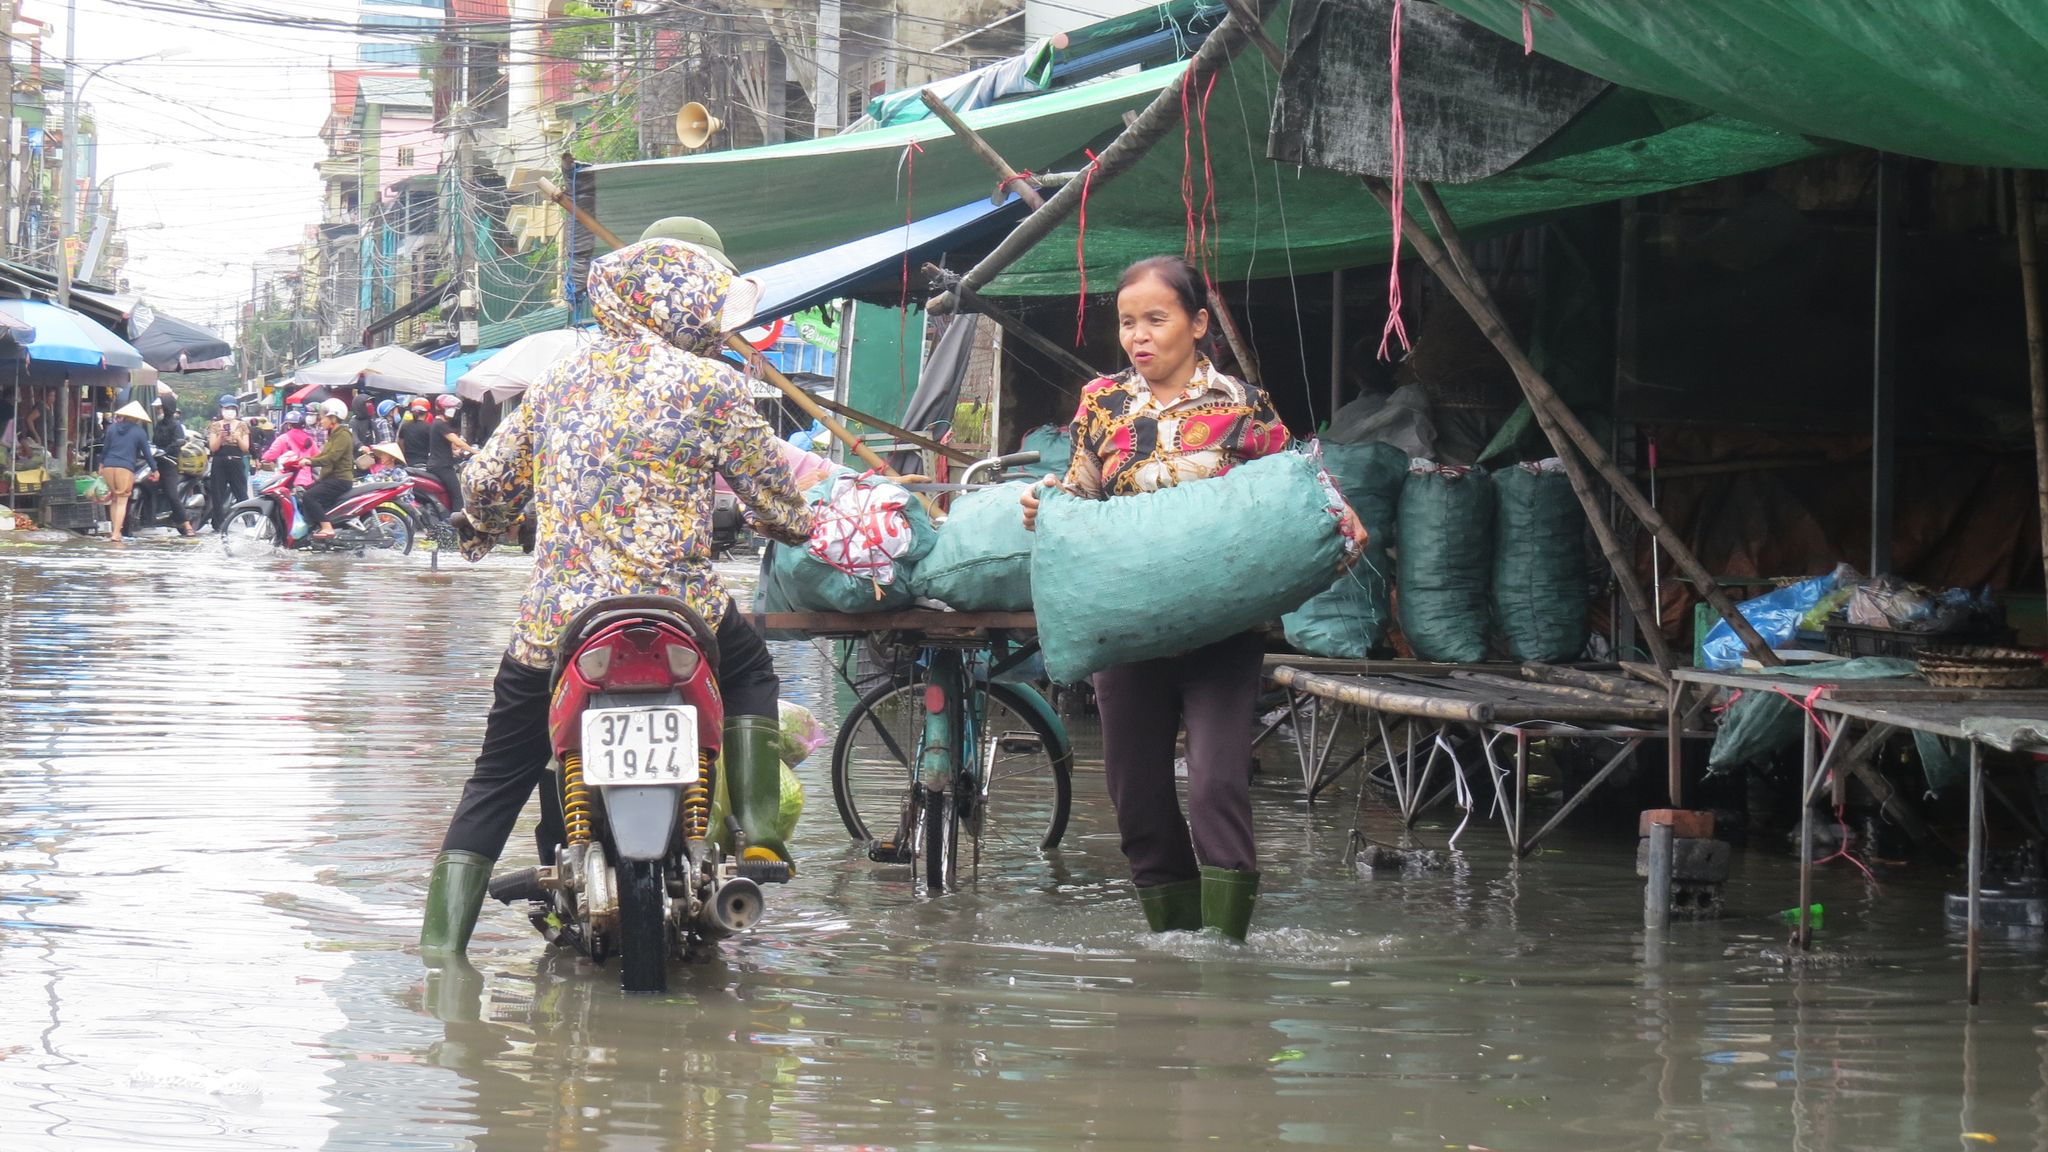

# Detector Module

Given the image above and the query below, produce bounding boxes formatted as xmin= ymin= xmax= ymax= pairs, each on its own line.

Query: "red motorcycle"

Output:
xmin=220 ymin=469 xmax=416 ymax=556
xmin=488 ymin=595 xmax=788 ymax=993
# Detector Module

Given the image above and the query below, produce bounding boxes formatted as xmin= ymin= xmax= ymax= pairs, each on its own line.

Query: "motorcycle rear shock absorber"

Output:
xmin=562 ymin=752 xmax=593 ymax=845
xmin=683 ymin=751 xmax=712 ymax=841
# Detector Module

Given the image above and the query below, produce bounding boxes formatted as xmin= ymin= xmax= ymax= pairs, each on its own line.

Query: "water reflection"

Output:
xmin=1 ymin=535 xmax=2046 ymax=1150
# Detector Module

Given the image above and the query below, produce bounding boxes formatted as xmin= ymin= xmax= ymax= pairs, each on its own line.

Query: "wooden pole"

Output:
xmin=916 ymin=96 xmax=1263 ymax=385
xmin=1219 ymin=0 xmax=1287 ymax=69
xmin=928 ymin=0 xmax=1278 ymax=314
xmin=533 ymin=175 xmax=908 ymax=481
xmin=919 ymin=91 xmax=1041 ymax=207
xmin=2016 ymin=168 xmax=2048 ymax=601
xmin=923 ymin=263 xmax=1100 ymax=382
xmin=1378 ymin=179 xmax=1778 ymax=666
xmin=804 ymin=387 xmax=978 ymax=465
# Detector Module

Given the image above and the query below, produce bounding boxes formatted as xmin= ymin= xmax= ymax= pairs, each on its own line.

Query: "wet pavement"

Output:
xmin=4 ymin=530 xmax=2048 ymax=1150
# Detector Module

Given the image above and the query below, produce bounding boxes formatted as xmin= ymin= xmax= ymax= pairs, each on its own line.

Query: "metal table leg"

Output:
xmin=1968 ymin=741 xmax=1983 ymax=1005
xmin=1797 ymin=717 xmax=1816 ymax=950
xmin=1513 ymin=728 xmax=1528 ymax=854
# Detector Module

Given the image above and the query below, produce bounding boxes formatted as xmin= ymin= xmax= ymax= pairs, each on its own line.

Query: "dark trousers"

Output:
xmin=207 ymin=455 xmax=249 ymax=530
xmin=439 ymin=605 xmax=782 ymax=862
xmin=140 ymin=467 xmax=191 ymax=529
xmin=1091 ymin=631 xmax=1263 ymax=887
xmin=426 ymin=465 xmax=462 ymax=512
xmin=299 ymin=475 xmax=349 ymax=527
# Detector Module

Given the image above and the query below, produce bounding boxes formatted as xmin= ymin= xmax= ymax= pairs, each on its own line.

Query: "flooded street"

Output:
xmin=4 ymin=535 xmax=2048 ymax=1151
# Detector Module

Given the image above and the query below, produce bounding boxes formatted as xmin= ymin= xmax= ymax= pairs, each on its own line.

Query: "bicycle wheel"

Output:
xmin=924 ymin=787 xmax=957 ymax=894
xmin=967 ymin=682 xmax=1074 ymax=858
xmin=831 ymin=679 xmax=1072 ymax=855
xmin=831 ymin=678 xmax=925 ymax=844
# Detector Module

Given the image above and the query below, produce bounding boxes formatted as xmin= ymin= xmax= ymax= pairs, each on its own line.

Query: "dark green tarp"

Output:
xmin=1433 ymin=0 xmax=2048 ymax=168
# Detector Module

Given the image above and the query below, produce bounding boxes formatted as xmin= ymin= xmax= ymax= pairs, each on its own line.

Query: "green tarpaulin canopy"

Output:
xmin=1431 ymin=0 xmax=2048 ymax=168
xmin=591 ymin=3 xmax=1830 ymax=299
xmin=588 ymin=65 xmax=1179 ymax=272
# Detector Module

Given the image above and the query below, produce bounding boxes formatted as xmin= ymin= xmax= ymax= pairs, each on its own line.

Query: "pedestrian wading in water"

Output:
xmin=1022 ymin=256 xmax=1365 ymax=941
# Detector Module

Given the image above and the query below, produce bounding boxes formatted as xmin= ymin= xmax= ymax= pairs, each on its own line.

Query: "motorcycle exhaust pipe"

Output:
xmin=695 ymin=876 xmax=764 ymax=938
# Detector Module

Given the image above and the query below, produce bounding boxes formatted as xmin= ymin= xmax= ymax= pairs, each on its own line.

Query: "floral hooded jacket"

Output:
xmin=462 ymin=241 xmax=814 ymax=669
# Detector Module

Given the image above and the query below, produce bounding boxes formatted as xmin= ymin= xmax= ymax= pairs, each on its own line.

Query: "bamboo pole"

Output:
xmin=1219 ymin=0 xmax=1286 ymax=68
xmin=915 ymin=97 xmax=1263 ymax=385
xmin=928 ymin=0 xmax=1279 ymax=314
xmin=803 ymin=388 xmax=977 ymax=465
xmin=1377 ymin=179 xmax=1778 ymax=667
xmin=923 ymin=263 xmax=1101 ymax=381
xmin=534 ymin=175 xmax=907 ymax=481
xmin=2017 ymin=169 xmax=2048 ymax=601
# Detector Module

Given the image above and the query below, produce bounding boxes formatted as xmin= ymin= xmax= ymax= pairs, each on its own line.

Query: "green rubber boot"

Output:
xmin=1137 ymin=879 xmax=1203 ymax=932
xmin=724 ymin=715 xmax=791 ymax=866
xmin=1200 ymin=866 xmax=1260 ymax=942
xmin=419 ymin=850 xmax=492 ymax=964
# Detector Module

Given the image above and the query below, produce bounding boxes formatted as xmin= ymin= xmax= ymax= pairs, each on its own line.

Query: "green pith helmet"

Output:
xmin=637 ymin=215 xmax=737 ymax=271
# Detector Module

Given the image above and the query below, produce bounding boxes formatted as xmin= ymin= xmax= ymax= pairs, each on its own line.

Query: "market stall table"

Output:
xmin=1268 ymin=661 xmax=1707 ymax=854
xmin=1670 ymin=667 xmax=2048 ymax=1004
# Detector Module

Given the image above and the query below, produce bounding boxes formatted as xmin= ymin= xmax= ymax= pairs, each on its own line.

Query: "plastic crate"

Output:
xmin=1824 ymin=621 xmax=2015 ymax=659
xmin=37 ymin=493 xmax=100 ymax=531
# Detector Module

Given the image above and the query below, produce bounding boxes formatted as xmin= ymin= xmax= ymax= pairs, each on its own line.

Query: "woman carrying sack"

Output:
xmin=99 ymin=402 xmax=154 ymax=542
xmin=1021 ymin=257 xmax=1364 ymax=941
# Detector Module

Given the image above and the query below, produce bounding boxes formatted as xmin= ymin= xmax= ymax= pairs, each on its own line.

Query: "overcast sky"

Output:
xmin=49 ymin=0 xmax=399 ymax=337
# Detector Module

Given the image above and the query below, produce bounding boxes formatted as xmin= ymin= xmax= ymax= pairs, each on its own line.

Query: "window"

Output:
xmin=397 ymin=147 xmax=416 ymax=167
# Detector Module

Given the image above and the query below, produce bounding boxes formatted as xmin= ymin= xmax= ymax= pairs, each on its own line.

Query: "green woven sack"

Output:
xmin=758 ymin=473 xmax=933 ymax=615
xmin=1283 ymin=442 xmax=1407 ymax=657
xmin=1032 ymin=452 xmax=1345 ymax=683
xmin=1491 ymin=461 xmax=1588 ymax=662
xmin=1019 ymin=424 xmax=1074 ymax=480
xmin=1396 ymin=463 xmax=1494 ymax=662
xmin=909 ymin=482 xmax=1036 ymax=611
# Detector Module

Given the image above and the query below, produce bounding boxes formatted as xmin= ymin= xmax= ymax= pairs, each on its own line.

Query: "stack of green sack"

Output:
xmin=1491 ymin=460 xmax=1588 ymax=662
xmin=909 ymin=482 xmax=1037 ymax=611
xmin=1397 ymin=462 xmax=1495 ymax=662
xmin=712 ymin=700 xmax=818 ymax=847
xmin=756 ymin=471 xmax=935 ymax=615
xmin=1282 ymin=442 xmax=1406 ymax=658
xmin=1033 ymin=452 xmax=1346 ymax=683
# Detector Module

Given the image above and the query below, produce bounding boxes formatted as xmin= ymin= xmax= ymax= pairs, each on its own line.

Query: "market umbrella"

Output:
xmin=294 ymin=345 xmax=448 ymax=394
xmin=131 ymin=309 xmax=232 ymax=372
xmin=454 ymin=328 xmax=594 ymax=404
xmin=0 ymin=299 xmax=143 ymax=369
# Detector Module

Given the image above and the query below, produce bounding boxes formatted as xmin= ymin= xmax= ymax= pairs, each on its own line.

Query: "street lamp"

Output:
xmin=54 ymin=34 xmax=188 ymax=306
xmin=78 ymin=161 xmax=169 ymax=282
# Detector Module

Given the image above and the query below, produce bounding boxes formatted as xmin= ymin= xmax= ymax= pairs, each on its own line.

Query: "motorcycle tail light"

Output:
xmin=665 ymin=645 xmax=701 ymax=681
xmin=575 ymin=647 xmax=612 ymax=682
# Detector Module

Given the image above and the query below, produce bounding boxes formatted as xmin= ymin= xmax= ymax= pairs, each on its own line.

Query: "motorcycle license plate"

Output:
xmin=581 ymin=706 xmax=700 ymax=785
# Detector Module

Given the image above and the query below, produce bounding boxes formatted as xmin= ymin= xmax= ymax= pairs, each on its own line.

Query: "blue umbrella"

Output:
xmin=0 ymin=299 xmax=144 ymax=369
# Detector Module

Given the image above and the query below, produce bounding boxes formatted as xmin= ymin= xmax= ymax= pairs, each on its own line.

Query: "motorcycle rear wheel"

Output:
xmin=368 ymin=505 xmax=414 ymax=555
xmin=615 ymin=858 xmax=668 ymax=994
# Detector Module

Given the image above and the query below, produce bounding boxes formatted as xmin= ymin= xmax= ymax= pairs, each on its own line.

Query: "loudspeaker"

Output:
xmin=674 ymin=101 xmax=723 ymax=150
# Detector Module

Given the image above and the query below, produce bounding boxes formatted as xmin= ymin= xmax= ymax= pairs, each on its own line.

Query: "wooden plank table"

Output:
xmin=1268 ymin=663 xmax=1706 ymax=854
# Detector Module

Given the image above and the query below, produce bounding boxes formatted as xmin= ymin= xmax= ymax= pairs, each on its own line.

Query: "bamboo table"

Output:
xmin=1268 ymin=662 xmax=1705 ymax=855
xmin=1671 ymin=667 xmax=2048 ymax=1005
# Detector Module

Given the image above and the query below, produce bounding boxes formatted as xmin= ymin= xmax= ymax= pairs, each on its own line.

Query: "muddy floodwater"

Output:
xmin=5 ymin=533 xmax=2048 ymax=1151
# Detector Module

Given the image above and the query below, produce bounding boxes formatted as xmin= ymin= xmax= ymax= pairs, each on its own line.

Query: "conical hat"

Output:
xmin=370 ymin=441 xmax=406 ymax=464
xmin=114 ymin=401 xmax=151 ymax=422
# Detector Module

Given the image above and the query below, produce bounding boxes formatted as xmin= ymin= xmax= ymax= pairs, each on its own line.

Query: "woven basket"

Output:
xmin=1917 ymin=645 xmax=2048 ymax=689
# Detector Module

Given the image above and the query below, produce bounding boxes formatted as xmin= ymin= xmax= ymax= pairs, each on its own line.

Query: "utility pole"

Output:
xmin=0 ymin=0 xmax=16 ymax=260
xmin=455 ymin=114 xmax=478 ymax=350
xmin=54 ymin=0 xmax=74 ymax=305
xmin=814 ymin=0 xmax=841 ymax=137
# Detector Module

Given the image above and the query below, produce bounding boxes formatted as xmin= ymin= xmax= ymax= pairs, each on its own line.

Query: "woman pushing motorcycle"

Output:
xmin=419 ymin=237 xmax=814 ymax=962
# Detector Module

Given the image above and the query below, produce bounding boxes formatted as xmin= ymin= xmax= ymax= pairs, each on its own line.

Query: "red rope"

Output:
xmin=1075 ymin=149 xmax=1099 ymax=346
xmin=1180 ymin=68 xmax=1199 ymax=264
xmin=1522 ymin=2 xmax=1534 ymax=53
xmin=1197 ymin=70 xmax=1220 ymax=281
xmin=1769 ymin=685 xmax=1881 ymax=885
xmin=996 ymin=170 xmax=1037 ymax=201
xmin=1378 ymin=0 xmax=1412 ymax=360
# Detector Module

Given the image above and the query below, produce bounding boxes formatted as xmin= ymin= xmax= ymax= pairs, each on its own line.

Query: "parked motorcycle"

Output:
xmin=125 ymin=440 xmax=209 ymax=532
xmin=220 ymin=471 xmax=416 ymax=556
xmin=484 ymin=593 xmax=791 ymax=993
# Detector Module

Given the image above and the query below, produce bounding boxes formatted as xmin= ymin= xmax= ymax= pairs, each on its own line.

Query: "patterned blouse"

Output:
xmin=1062 ymin=359 xmax=1291 ymax=498
xmin=461 ymin=241 xmax=814 ymax=670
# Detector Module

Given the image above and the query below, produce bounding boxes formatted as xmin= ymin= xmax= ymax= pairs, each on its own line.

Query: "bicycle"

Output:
xmin=788 ymin=451 xmax=1075 ymax=894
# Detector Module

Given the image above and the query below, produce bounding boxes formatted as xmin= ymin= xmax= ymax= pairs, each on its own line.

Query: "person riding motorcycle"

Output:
xmin=419 ymin=238 xmax=814 ymax=962
xmin=142 ymin=397 xmax=197 ymax=536
xmin=298 ymin=397 xmax=357 ymax=540
xmin=373 ymin=399 xmax=398 ymax=446
xmin=262 ymin=410 xmax=317 ymax=487
xmin=397 ymin=397 xmax=434 ymax=474
xmin=425 ymin=394 xmax=474 ymax=512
